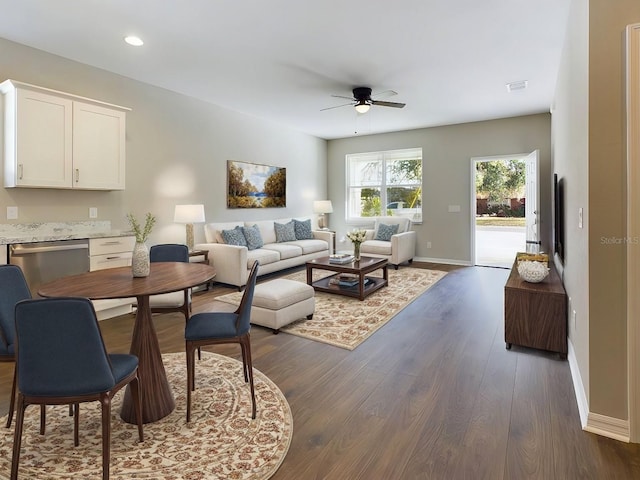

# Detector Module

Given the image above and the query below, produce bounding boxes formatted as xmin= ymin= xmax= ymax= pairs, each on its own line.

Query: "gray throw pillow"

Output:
xmin=241 ymin=224 xmax=264 ymax=250
xmin=293 ymin=219 xmax=314 ymax=240
xmin=274 ymin=221 xmax=297 ymax=242
xmin=375 ymin=223 xmax=399 ymax=241
xmin=221 ymin=226 xmax=247 ymax=246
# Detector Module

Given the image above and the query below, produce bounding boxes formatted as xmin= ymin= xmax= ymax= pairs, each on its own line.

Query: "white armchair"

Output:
xmin=360 ymin=217 xmax=416 ymax=269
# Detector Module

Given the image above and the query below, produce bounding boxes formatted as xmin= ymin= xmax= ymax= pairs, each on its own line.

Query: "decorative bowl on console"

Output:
xmin=517 ymin=260 xmax=550 ymax=283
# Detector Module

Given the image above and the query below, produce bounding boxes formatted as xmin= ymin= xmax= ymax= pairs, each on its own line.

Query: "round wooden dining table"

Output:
xmin=38 ymin=262 xmax=216 ymax=424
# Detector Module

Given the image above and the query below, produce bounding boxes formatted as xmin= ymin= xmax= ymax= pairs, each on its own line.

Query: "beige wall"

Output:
xmin=554 ymin=0 xmax=640 ymax=423
xmin=588 ymin=0 xmax=640 ymax=420
xmin=0 ymin=38 xmax=327 ymax=246
xmin=327 ymin=114 xmax=552 ymax=262
xmin=552 ymin=0 xmax=591 ymax=408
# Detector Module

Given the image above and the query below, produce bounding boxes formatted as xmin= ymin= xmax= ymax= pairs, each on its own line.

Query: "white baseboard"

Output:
xmin=568 ymin=338 xmax=631 ymax=442
xmin=414 ymin=256 xmax=473 ymax=266
xmin=585 ymin=413 xmax=630 ymax=442
xmin=567 ymin=338 xmax=589 ymax=427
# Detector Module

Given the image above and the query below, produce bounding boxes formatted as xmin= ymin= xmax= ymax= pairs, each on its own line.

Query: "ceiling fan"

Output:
xmin=321 ymin=87 xmax=406 ymax=113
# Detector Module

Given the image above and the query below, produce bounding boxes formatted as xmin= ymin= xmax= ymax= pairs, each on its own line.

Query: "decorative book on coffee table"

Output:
xmin=329 ymin=254 xmax=355 ymax=264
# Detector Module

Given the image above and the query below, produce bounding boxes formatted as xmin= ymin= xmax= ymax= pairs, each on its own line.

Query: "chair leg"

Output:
xmin=239 ymin=341 xmax=249 ymax=383
xmin=74 ymin=403 xmax=80 ymax=447
xmin=242 ymin=334 xmax=256 ymax=420
xmin=5 ymin=367 xmax=16 ymax=428
xmin=10 ymin=395 xmax=26 ymax=480
xmin=186 ymin=343 xmax=195 ymax=423
xmin=39 ymin=405 xmax=46 ymax=435
xmin=129 ymin=376 xmax=144 ymax=442
xmin=100 ymin=394 xmax=111 ymax=480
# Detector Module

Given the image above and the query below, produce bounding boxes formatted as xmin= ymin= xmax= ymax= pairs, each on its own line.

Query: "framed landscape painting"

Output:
xmin=227 ymin=160 xmax=286 ymax=208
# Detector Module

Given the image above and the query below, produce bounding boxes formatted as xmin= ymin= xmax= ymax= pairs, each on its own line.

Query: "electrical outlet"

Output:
xmin=6 ymin=206 xmax=18 ymax=220
xmin=89 ymin=207 xmax=98 ymax=218
xmin=427 ymin=241 xmax=432 ymax=248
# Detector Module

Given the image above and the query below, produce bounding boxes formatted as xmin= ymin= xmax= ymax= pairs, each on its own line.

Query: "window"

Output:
xmin=346 ymin=148 xmax=422 ymax=222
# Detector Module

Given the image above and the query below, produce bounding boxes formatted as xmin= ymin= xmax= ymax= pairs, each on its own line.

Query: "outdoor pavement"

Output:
xmin=475 ymin=225 xmax=526 ymax=268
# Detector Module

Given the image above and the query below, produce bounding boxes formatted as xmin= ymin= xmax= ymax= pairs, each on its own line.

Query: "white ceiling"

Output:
xmin=0 ymin=0 xmax=571 ymax=140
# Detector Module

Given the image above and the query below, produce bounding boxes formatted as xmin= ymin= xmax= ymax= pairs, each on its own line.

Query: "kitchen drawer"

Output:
xmin=90 ymin=252 xmax=132 ymax=271
xmin=89 ymin=236 xmax=135 ymax=256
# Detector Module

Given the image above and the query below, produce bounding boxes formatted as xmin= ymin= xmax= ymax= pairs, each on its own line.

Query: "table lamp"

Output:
xmin=313 ymin=200 xmax=333 ymax=230
xmin=174 ymin=204 xmax=205 ymax=251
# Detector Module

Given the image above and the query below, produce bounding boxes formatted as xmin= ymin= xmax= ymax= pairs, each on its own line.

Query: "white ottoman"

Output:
xmin=251 ymin=279 xmax=315 ymax=333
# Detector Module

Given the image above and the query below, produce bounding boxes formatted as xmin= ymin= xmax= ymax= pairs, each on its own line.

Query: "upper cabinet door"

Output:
xmin=9 ymin=88 xmax=73 ymax=188
xmin=1 ymin=79 xmax=129 ymax=190
xmin=73 ymin=102 xmax=126 ymax=190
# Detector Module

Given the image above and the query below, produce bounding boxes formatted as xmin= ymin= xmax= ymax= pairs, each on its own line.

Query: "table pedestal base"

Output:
xmin=120 ymin=296 xmax=175 ymax=424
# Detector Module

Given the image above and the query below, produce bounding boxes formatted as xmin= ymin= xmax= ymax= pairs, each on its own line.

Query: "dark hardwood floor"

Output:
xmin=2 ymin=263 xmax=640 ymax=479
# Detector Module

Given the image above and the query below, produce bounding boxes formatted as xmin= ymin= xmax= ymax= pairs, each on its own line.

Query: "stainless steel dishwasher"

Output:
xmin=9 ymin=240 xmax=90 ymax=297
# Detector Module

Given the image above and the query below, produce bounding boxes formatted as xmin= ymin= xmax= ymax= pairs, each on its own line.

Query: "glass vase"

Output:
xmin=354 ymin=242 xmax=361 ymax=261
xmin=132 ymin=241 xmax=150 ymax=277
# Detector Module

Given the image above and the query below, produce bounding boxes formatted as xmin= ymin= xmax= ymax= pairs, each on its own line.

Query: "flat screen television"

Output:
xmin=554 ymin=173 xmax=565 ymax=263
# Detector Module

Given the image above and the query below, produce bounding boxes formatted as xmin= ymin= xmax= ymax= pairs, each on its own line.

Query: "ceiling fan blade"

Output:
xmin=372 ymin=90 xmax=397 ymax=99
xmin=320 ymin=102 xmax=353 ymax=111
xmin=331 ymin=94 xmax=356 ymax=101
xmin=371 ymin=100 xmax=406 ymax=108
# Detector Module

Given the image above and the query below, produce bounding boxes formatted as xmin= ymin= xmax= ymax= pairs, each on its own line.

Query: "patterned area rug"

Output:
xmin=217 ymin=267 xmax=447 ymax=350
xmin=0 ymin=352 xmax=292 ymax=480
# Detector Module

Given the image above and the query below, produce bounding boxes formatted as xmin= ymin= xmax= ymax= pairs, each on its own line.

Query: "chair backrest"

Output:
xmin=14 ymin=297 xmax=115 ymax=397
xmin=0 ymin=265 xmax=31 ymax=351
xmin=235 ymin=261 xmax=259 ymax=335
xmin=150 ymin=244 xmax=189 ymax=263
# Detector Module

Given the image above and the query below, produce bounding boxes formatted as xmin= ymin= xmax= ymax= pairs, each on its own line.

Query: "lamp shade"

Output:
xmin=313 ymin=200 xmax=333 ymax=214
xmin=174 ymin=204 xmax=205 ymax=224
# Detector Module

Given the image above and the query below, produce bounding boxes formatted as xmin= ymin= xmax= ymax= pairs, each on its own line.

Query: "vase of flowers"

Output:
xmin=346 ymin=229 xmax=366 ymax=261
xmin=127 ymin=212 xmax=156 ymax=277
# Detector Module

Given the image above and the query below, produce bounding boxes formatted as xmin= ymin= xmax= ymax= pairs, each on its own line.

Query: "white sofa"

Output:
xmin=359 ymin=216 xmax=416 ymax=269
xmin=195 ymin=218 xmax=333 ymax=289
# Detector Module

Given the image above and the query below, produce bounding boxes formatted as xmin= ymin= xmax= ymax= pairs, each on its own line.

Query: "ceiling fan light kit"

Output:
xmin=355 ymin=101 xmax=371 ymax=114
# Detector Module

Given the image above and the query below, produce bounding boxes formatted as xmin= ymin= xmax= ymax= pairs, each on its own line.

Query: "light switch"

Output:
xmin=89 ymin=207 xmax=98 ymax=218
xmin=7 ymin=206 xmax=18 ymax=220
xmin=578 ymin=207 xmax=583 ymax=229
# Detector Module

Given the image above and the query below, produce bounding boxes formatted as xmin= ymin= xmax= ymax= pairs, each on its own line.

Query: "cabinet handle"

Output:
xmin=106 ymin=256 xmax=122 ymax=260
xmin=101 ymin=241 xmax=122 ymax=245
xmin=75 ymin=168 xmax=79 ymax=183
xmin=18 ymin=164 xmax=23 ymax=180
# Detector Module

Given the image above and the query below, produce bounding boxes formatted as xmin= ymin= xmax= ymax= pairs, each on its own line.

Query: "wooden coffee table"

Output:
xmin=306 ymin=256 xmax=388 ymax=301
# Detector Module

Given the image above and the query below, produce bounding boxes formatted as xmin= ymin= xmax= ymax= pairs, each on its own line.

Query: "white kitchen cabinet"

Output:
xmin=89 ymin=235 xmax=135 ymax=320
xmin=1 ymin=79 xmax=129 ymax=190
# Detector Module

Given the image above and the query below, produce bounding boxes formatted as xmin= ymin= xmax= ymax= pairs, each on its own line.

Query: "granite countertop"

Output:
xmin=0 ymin=221 xmax=134 ymax=245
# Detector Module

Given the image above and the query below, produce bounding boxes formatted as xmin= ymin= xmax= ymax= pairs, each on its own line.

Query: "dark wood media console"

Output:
xmin=504 ymin=259 xmax=567 ymax=358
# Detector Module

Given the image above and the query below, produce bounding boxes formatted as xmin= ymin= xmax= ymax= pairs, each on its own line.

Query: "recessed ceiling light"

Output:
xmin=506 ymin=80 xmax=528 ymax=92
xmin=124 ymin=35 xmax=144 ymax=47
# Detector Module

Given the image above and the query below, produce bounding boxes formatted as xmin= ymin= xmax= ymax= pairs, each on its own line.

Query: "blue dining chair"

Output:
xmin=11 ymin=297 xmax=144 ymax=480
xmin=0 ymin=265 xmax=32 ymax=429
xmin=148 ymin=244 xmax=191 ymax=321
xmin=185 ymin=261 xmax=259 ymax=422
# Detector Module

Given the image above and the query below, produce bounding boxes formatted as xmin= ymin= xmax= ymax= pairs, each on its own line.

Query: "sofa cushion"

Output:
xmin=249 ymin=220 xmax=277 ymax=245
xmin=247 ymin=248 xmax=280 ymax=268
xmin=293 ymin=218 xmax=314 ymax=240
xmin=221 ymin=226 xmax=247 ymax=246
xmin=361 ymin=240 xmax=392 ymax=256
xmin=262 ymin=242 xmax=302 ymax=260
xmin=375 ymin=223 xmax=399 ymax=241
xmin=275 ymin=221 xmax=297 ymax=242
xmin=241 ymin=224 xmax=264 ymax=250
xmin=288 ymin=239 xmax=328 ymax=255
